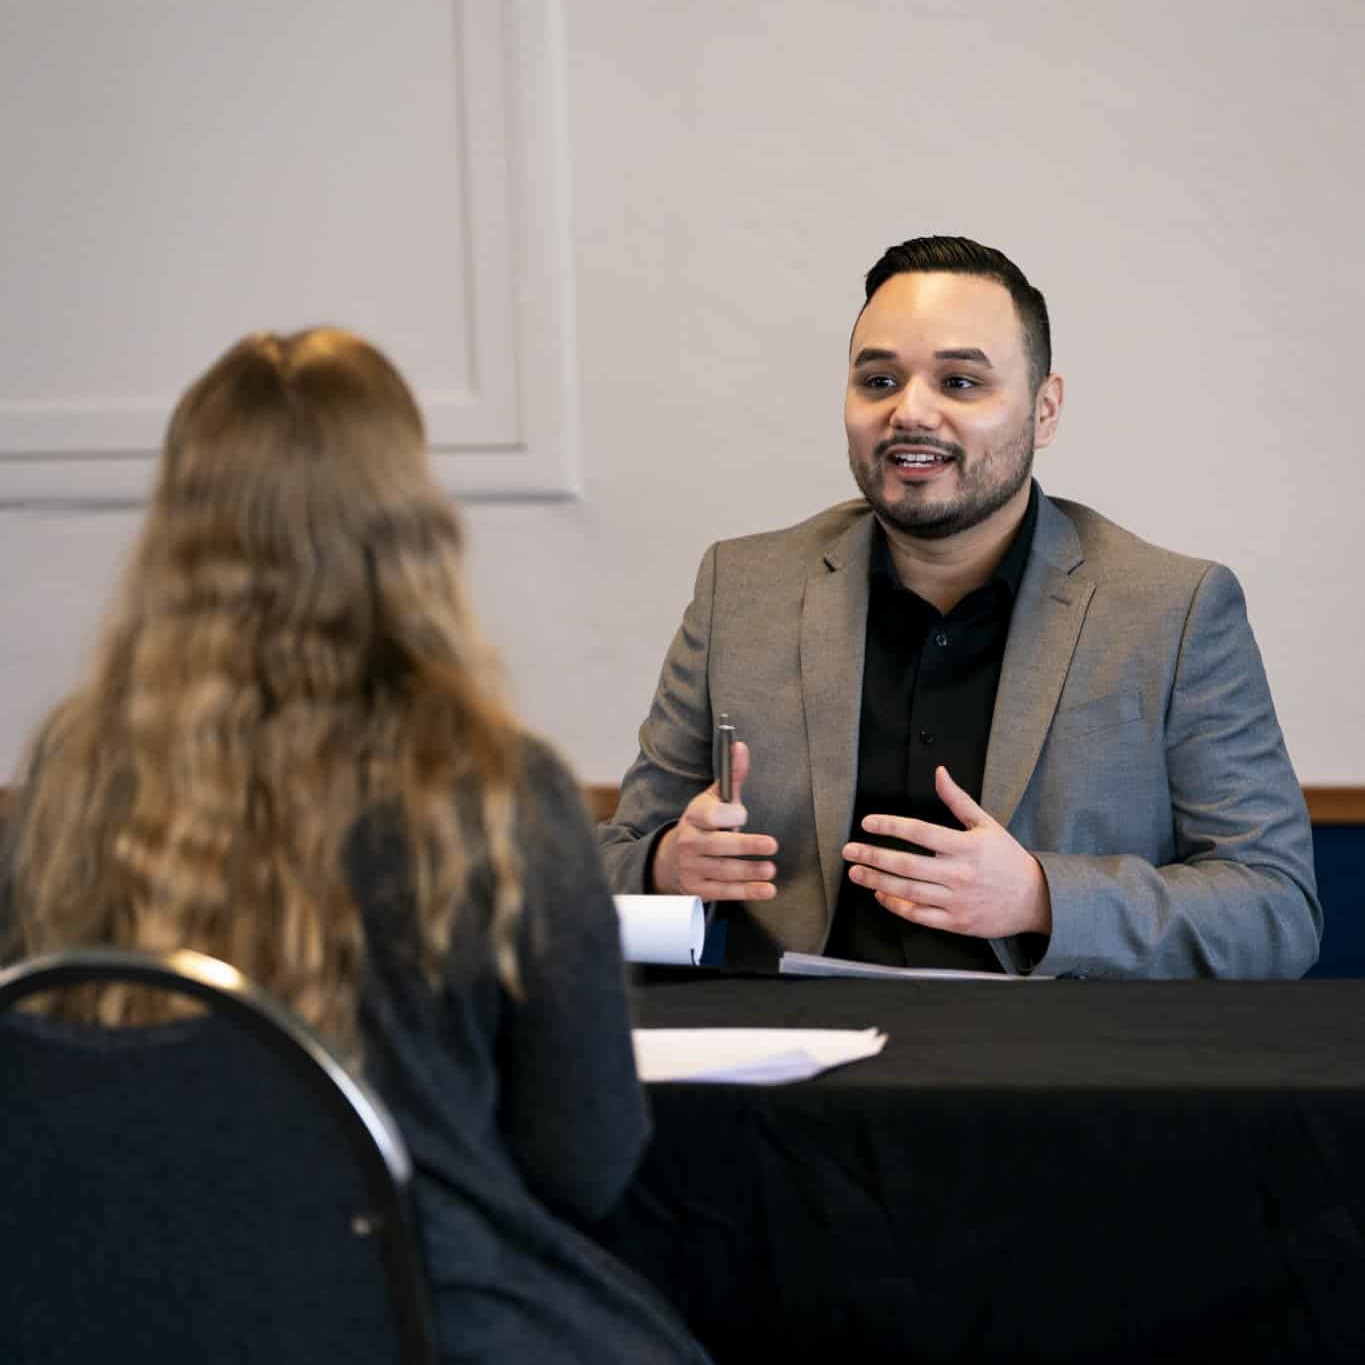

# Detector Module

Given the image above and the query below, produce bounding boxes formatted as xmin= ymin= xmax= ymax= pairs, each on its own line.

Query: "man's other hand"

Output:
xmin=651 ymin=740 xmax=779 ymax=900
xmin=841 ymin=765 xmax=1052 ymax=938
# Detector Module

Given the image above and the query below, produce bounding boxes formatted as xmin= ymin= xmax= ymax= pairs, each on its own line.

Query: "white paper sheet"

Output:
xmin=632 ymin=1027 xmax=888 ymax=1085
xmin=614 ymin=895 xmax=706 ymax=966
xmin=780 ymin=952 xmax=1051 ymax=981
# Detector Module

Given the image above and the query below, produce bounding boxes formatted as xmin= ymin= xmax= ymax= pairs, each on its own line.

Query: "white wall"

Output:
xmin=2 ymin=1 xmax=1362 ymax=787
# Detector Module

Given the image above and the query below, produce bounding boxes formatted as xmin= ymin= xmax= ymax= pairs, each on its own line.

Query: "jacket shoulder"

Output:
xmin=711 ymin=499 xmax=872 ymax=568
xmin=1049 ymin=496 xmax=1221 ymax=592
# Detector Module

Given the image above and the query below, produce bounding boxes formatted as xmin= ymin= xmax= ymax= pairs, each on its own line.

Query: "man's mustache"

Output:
xmin=873 ymin=433 xmax=964 ymax=460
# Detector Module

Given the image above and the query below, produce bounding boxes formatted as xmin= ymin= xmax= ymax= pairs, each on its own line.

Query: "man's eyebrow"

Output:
xmin=851 ymin=347 xmax=898 ymax=366
xmin=934 ymin=347 xmax=993 ymax=366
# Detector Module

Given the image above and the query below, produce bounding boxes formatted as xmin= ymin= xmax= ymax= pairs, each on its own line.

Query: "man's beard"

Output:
xmin=849 ymin=419 xmax=1036 ymax=541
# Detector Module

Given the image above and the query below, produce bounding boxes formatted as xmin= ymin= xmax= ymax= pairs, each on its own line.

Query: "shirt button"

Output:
xmin=919 ymin=729 xmax=936 ymax=745
xmin=934 ymin=632 xmax=949 ymax=647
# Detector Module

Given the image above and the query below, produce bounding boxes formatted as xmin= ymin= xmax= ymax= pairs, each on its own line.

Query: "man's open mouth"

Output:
xmin=890 ymin=452 xmax=952 ymax=467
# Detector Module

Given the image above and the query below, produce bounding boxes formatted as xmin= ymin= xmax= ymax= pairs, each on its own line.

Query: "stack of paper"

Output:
xmin=614 ymin=895 xmax=706 ymax=965
xmin=779 ymin=951 xmax=1042 ymax=981
xmin=632 ymin=1027 xmax=887 ymax=1085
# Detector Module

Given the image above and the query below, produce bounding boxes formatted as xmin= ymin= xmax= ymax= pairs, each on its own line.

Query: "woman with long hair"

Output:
xmin=0 ymin=328 xmax=706 ymax=1363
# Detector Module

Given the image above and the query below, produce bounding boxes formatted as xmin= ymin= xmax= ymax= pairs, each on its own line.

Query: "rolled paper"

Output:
xmin=614 ymin=895 xmax=706 ymax=966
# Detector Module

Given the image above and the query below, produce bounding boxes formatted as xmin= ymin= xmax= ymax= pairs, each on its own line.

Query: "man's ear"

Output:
xmin=1033 ymin=373 xmax=1064 ymax=450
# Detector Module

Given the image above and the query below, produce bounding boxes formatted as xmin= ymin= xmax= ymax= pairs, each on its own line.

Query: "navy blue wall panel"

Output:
xmin=1306 ymin=825 xmax=1365 ymax=978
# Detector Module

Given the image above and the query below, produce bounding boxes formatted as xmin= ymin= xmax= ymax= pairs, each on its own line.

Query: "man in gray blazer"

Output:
xmin=598 ymin=236 xmax=1320 ymax=979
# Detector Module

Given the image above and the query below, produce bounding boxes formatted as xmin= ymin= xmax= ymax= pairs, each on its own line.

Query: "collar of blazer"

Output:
xmin=985 ymin=489 xmax=1094 ymax=830
xmin=799 ymin=484 xmax=1095 ymax=918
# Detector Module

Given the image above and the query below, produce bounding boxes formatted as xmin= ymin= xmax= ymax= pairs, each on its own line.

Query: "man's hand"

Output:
xmin=651 ymin=740 xmax=779 ymax=900
xmin=841 ymin=765 xmax=1051 ymax=938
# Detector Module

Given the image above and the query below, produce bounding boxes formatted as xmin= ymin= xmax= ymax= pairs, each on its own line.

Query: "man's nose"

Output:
xmin=891 ymin=377 xmax=942 ymax=428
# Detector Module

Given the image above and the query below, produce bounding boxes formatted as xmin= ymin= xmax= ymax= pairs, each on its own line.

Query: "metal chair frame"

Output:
xmin=0 ymin=945 xmax=438 ymax=1364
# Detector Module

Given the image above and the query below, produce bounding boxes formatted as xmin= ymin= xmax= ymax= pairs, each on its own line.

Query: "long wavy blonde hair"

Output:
xmin=9 ymin=328 xmax=524 ymax=1049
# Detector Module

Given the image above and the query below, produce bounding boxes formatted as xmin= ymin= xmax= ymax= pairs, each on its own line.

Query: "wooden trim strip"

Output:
xmin=4 ymin=783 xmax=1363 ymax=827
xmin=584 ymin=785 xmax=1365 ymax=828
xmin=1303 ymin=788 xmax=1365 ymax=825
xmin=583 ymin=784 xmax=620 ymax=824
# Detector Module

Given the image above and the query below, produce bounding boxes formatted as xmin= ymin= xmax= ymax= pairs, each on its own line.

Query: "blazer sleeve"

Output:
xmin=497 ymin=739 xmax=652 ymax=1222
xmin=1028 ymin=563 xmax=1322 ymax=980
xmin=596 ymin=544 xmax=719 ymax=894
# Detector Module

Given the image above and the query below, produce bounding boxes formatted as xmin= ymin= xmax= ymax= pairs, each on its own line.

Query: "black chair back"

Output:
xmin=0 ymin=947 xmax=437 ymax=1364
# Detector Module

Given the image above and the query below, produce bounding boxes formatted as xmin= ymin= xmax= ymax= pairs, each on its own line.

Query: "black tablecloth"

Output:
xmin=598 ymin=975 xmax=1365 ymax=1364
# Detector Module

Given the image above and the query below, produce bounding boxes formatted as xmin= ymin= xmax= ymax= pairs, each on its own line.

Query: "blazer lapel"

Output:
xmin=801 ymin=513 xmax=875 ymax=918
xmin=983 ymin=493 xmax=1093 ymax=830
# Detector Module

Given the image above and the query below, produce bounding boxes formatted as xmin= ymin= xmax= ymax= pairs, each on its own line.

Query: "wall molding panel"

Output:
xmin=0 ymin=0 xmax=579 ymax=508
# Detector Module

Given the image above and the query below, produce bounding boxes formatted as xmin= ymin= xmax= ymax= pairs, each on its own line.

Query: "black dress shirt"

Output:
xmin=825 ymin=486 xmax=1039 ymax=969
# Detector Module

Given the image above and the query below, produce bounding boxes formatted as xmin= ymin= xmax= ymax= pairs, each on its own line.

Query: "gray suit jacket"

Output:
xmin=598 ymin=485 xmax=1321 ymax=978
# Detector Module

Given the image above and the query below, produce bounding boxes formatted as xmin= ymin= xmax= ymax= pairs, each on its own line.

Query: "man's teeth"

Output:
xmin=893 ymin=454 xmax=945 ymax=466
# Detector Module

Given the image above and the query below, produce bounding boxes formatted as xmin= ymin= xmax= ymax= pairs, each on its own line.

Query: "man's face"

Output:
xmin=845 ymin=271 xmax=1056 ymax=541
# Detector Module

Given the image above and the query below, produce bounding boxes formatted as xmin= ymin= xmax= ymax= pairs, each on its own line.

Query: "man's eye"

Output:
xmin=943 ymin=375 xmax=979 ymax=391
xmin=861 ymin=374 xmax=897 ymax=391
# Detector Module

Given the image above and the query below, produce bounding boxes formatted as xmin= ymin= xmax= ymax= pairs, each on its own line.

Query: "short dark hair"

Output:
xmin=862 ymin=236 xmax=1052 ymax=392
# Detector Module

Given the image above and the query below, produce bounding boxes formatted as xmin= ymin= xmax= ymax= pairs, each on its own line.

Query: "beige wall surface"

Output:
xmin=1 ymin=1 xmax=1362 ymax=787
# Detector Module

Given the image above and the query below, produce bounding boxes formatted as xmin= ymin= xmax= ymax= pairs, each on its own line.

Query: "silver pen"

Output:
xmin=706 ymin=713 xmax=738 ymax=936
xmin=714 ymin=712 xmax=736 ymax=805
